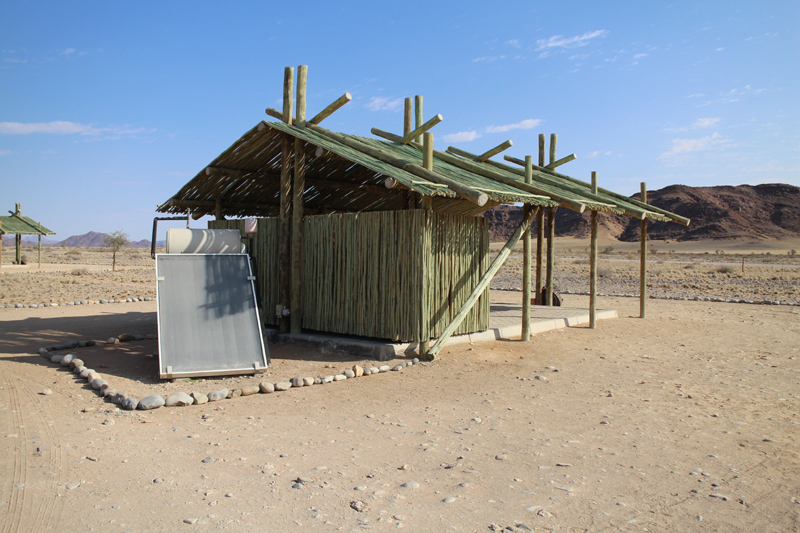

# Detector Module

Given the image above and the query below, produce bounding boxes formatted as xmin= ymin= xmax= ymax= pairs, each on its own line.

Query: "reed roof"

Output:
xmin=158 ymin=120 xmax=688 ymax=226
xmin=0 ymin=214 xmax=56 ymax=236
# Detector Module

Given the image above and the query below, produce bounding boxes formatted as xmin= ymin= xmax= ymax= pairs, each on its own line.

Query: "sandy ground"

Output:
xmin=1 ymin=286 xmax=799 ymax=531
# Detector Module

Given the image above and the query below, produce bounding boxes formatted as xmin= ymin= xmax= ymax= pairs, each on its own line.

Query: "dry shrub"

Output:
xmin=70 ymin=268 xmax=89 ymax=276
xmin=715 ymin=265 xmax=735 ymax=274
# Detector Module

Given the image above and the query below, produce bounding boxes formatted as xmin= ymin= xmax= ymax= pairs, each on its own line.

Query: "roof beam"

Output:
xmin=503 ymin=154 xmax=683 ymax=223
xmin=478 ymin=140 xmax=513 ymax=162
xmin=307 ymin=123 xmax=487 ymax=206
xmin=545 ymin=153 xmax=576 ymax=170
xmin=308 ymin=93 xmax=352 ymax=125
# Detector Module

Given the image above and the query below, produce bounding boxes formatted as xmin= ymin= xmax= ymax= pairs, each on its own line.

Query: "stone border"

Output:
xmin=35 ymin=337 xmax=420 ymax=412
xmin=491 ymin=287 xmax=800 ymax=306
xmin=3 ymin=296 xmax=154 ymax=309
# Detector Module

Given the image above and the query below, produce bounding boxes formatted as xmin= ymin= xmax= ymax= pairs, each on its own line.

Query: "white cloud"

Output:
xmin=443 ymin=130 xmax=481 ymax=143
xmin=661 ymin=132 xmax=729 ymax=158
xmin=535 ymin=30 xmax=607 ymax=51
xmin=0 ymin=149 xmax=11 ymax=156
xmin=473 ymin=55 xmax=507 ymax=63
xmin=633 ymin=53 xmax=648 ymax=59
xmin=365 ymin=96 xmax=403 ymax=112
xmin=61 ymin=48 xmax=76 ymax=55
xmin=693 ymin=117 xmax=720 ymax=128
xmin=587 ymin=150 xmax=612 ymax=158
xmin=0 ymin=121 xmax=149 ymax=138
xmin=485 ymin=118 xmax=541 ymax=134
xmin=505 ymin=39 xmax=521 ymax=48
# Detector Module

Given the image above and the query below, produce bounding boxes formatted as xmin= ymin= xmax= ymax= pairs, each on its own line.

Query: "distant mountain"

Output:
xmin=58 ymin=231 xmax=112 ymax=248
xmin=483 ymin=183 xmax=800 ymax=242
xmin=0 ymin=231 xmax=155 ymax=248
xmin=1 ymin=236 xmax=59 ymax=247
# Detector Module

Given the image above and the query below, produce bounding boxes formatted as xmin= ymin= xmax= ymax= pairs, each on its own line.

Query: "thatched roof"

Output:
xmin=158 ymin=120 xmax=688 ymax=226
xmin=0 ymin=213 xmax=55 ymax=236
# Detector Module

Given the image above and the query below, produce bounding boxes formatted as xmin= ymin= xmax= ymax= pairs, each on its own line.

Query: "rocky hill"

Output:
xmin=484 ymin=183 xmax=800 ymax=242
xmin=2 ymin=232 xmax=151 ymax=248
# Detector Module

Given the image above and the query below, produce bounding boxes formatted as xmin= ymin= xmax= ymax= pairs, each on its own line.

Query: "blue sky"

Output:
xmin=1 ymin=1 xmax=798 ymax=241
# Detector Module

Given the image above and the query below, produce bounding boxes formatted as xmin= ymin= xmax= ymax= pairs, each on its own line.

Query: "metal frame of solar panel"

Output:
xmin=155 ymin=253 xmax=269 ymax=379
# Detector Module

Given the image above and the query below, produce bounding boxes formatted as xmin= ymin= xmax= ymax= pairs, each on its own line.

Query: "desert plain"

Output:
xmin=0 ymin=241 xmax=798 ymax=532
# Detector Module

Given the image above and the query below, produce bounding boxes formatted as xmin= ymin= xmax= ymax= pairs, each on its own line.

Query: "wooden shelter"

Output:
xmin=0 ymin=204 xmax=56 ymax=269
xmin=158 ymin=66 xmax=688 ymax=358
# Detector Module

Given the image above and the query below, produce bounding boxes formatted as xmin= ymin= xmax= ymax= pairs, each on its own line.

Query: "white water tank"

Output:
xmin=165 ymin=228 xmax=243 ymax=254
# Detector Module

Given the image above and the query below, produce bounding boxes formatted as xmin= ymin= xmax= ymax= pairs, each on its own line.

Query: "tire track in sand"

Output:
xmin=0 ymin=365 xmax=64 ymax=532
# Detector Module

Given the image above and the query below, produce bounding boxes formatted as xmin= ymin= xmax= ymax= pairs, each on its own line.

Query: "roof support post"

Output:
xmin=426 ymin=205 xmax=538 ymax=360
xmin=414 ymin=95 xmax=423 ymax=143
xmin=546 ymin=206 xmax=555 ymax=306
xmin=590 ymin=172 xmax=598 ymax=329
xmin=522 ymin=155 xmax=533 ymax=341
xmin=536 ymin=135 xmax=545 ymax=300
xmin=418 ymin=132 xmax=435 ymax=356
xmin=545 ymin=136 xmax=557 ymax=306
xmin=640 ymin=182 xmax=648 ymax=319
xmin=14 ymin=203 xmax=21 ymax=265
xmin=403 ymin=98 xmax=417 ymax=209
xmin=291 ymin=66 xmax=307 ymax=334
xmin=279 ymin=133 xmax=292 ymax=333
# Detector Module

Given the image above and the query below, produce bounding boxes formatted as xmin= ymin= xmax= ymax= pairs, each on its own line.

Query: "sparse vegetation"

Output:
xmin=715 ymin=265 xmax=735 ymax=274
xmin=105 ymin=230 xmax=130 ymax=272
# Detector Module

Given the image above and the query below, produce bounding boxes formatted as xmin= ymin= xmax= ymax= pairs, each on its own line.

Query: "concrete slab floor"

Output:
xmin=268 ymin=302 xmax=617 ymax=362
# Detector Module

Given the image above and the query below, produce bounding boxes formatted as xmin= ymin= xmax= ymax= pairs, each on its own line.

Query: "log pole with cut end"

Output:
xmin=282 ymin=66 xmax=294 ymax=125
xmin=546 ymin=206 xmax=555 ymax=306
xmin=640 ymin=182 xmax=648 ymax=319
xmin=278 ymin=65 xmax=294 ymax=333
xmin=309 ymin=123 xmax=487 ymax=206
xmin=426 ymin=206 xmax=538 ymax=360
xmin=522 ymin=155 xmax=533 ymax=341
xmin=536 ymin=134 xmax=545 ymax=300
xmin=404 ymin=98 xmax=416 ymax=209
xmin=308 ymin=93 xmax=352 ymax=125
xmin=414 ymin=95 xmax=423 ymax=143
xmin=290 ymin=65 xmax=307 ymax=333
xmin=545 ymin=153 xmax=576 ymax=170
xmin=478 ymin=140 xmax=513 ymax=162
xmin=590 ymin=171 xmax=598 ymax=329
xmin=419 ymin=132 xmax=434 ymax=355
xmin=404 ymin=114 xmax=442 ymax=144
xmin=545 ymin=135 xmax=556 ymax=306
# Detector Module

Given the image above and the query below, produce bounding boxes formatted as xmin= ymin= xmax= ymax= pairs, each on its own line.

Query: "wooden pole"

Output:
xmin=307 ymin=123 xmax=488 ymax=206
xmin=38 ymin=222 xmax=42 ymax=270
xmin=290 ymin=65 xmax=307 ymax=334
xmin=307 ymin=93 xmax=352 ymax=126
xmin=414 ymin=95 xmax=423 ymax=143
xmin=419 ymin=131 xmax=434 ymax=354
xmin=0 ymin=219 xmax=3 ymax=269
xmin=545 ymin=135 xmax=557 ymax=306
xmin=296 ymin=64 xmax=307 ymax=128
xmin=536 ymin=134 xmax=545 ymax=301
xmin=522 ymin=155 xmax=533 ymax=341
xmin=427 ymin=206 xmax=538 ymax=359
xmin=14 ymin=203 xmax=21 ymax=265
xmin=478 ymin=140 xmax=513 ymax=162
xmin=282 ymin=66 xmax=293 ymax=126
xmin=546 ymin=207 xmax=555 ymax=305
xmin=404 ymin=98 xmax=416 ymax=209
xmin=640 ymin=182 xmax=648 ymax=319
xmin=278 ymin=67 xmax=294 ymax=333
xmin=590 ymin=172 xmax=598 ymax=329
